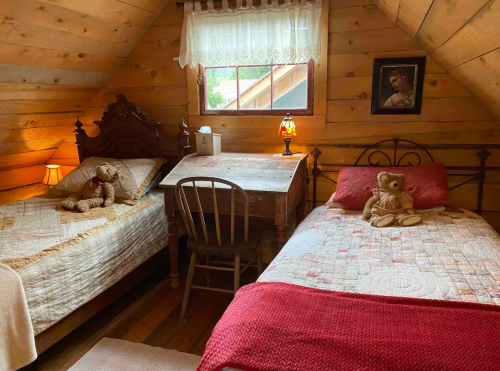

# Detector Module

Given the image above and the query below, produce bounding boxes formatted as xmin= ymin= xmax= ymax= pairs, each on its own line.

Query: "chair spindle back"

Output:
xmin=175 ymin=177 xmax=249 ymax=247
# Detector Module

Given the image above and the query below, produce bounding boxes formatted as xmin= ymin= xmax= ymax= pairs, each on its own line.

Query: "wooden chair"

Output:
xmin=175 ymin=177 xmax=263 ymax=323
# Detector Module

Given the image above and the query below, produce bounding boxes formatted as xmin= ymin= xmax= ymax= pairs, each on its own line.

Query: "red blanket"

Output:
xmin=198 ymin=282 xmax=500 ymax=371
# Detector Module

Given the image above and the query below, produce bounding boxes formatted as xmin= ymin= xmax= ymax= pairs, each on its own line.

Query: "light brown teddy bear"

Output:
xmin=362 ymin=171 xmax=422 ymax=228
xmin=62 ymin=162 xmax=121 ymax=213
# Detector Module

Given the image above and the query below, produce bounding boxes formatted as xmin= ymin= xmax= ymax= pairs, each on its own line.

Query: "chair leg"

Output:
xmin=256 ymin=242 xmax=263 ymax=275
xmin=205 ymin=254 xmax=210 ymax=287
xmin=234 ymin=254 xmax=241 ymax=293
xmin=180 ymin=251 xmax=197 ymax=323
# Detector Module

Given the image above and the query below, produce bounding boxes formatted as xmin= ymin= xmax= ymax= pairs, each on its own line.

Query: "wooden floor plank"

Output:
xmin=23 ymin=252 xmax=262 ymax=371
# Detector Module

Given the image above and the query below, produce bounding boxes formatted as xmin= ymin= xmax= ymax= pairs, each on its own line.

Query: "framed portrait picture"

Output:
xmin=370 ymin=57 xmax=426 ymax=115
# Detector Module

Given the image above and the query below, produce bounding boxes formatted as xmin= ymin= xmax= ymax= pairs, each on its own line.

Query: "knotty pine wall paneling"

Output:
xmin=374 ymin=0 xmax=500 ymax=118
xmin=0 ymin=0 xmax=169 ymax=204
xmin=79 ymin=0 xmax=500 ymax=239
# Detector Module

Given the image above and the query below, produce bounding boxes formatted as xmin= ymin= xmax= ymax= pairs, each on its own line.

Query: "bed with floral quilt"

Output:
xmin=198 ymin=205 xmax=500 ymax=371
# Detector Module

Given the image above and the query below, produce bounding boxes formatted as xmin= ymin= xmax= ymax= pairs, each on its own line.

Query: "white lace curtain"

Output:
xmin=179 ymin=0 xmax=322 ymax=68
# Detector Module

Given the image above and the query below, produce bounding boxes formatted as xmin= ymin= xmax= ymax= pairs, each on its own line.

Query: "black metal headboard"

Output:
xmin=310 ymin=138 xmax=500 ymax=215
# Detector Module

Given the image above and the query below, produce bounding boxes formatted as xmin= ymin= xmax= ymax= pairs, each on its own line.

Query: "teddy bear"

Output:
xmin=362 ymin=171 xmax=422 ymax=228
xmin=62 ymin=162 xmax=121 ymax=213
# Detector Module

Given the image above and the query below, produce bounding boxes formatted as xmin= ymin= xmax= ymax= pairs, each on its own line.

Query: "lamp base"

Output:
xmin=282 ymin=136 xmax=293 ymax=156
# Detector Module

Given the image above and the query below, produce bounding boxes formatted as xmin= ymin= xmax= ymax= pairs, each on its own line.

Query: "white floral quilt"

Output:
xmin=259 ymin=206 xmax=500 ymax=305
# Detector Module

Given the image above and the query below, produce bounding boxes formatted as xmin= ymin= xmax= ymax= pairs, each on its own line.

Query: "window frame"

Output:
xmin=199 ymin=59 xmax=314 ymax=116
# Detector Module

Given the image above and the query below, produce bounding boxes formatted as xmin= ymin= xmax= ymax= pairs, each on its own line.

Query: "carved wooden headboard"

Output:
xmin=74 ymin=94 xmax=190 ymax=173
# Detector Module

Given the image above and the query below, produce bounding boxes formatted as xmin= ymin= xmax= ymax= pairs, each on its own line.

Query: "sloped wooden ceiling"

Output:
xmin=0 ymin=0 xmax=168 ymax=203
xmin=375 ymin=0 xmax=500 ymax=118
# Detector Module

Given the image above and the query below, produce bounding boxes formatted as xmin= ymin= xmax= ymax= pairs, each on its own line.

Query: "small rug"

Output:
xmin=68 ymin=338 xmax=201 ymax=371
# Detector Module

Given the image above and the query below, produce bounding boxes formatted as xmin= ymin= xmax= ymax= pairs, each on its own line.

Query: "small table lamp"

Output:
xmin=43 ymin=165 xmax=63 ymax=187
xmin=278 ymin=113 xmax=296 ymax=156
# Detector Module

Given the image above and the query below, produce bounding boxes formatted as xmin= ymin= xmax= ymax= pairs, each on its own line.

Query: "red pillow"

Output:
xmin=332 ymin=162 xmax=449 ymax=209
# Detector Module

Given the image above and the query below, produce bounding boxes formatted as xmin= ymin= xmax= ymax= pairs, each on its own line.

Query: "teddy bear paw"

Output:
xmin=62 ymin=200 xmax=76 ymax=210
xmin=76 ymin=200 xmax=90 ymax=213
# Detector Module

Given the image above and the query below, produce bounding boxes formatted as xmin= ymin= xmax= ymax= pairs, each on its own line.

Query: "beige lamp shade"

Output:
xmin=43 ymin=165 xmax=63 ymax=186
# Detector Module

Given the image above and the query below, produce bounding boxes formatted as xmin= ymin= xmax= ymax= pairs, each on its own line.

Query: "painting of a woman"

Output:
xmin=383 ymin=67 xmax=415 ymax=107
xmin=371 ymin=57 xmax=425 ymax=115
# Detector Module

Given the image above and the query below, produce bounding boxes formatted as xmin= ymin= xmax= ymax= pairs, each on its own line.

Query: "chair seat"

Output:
xmin=187 ymin=227 xmax=262 ymax=255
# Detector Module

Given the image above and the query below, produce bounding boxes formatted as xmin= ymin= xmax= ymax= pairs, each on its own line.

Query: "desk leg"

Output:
xmin=275 ymin=194 xmax=288 ymax=252
xmin=296 ymin=200 xmax=305 ymax=226
xmin=168 ymin=213 xmax=179 ymax=290
xmin=276 ymin=224 xmax=288 ymax=251
xmin=165 ymin=189 xmax=179 ymax=290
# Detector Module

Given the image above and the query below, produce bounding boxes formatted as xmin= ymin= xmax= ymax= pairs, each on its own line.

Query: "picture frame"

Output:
xmin=370 ymin=57 xmax=426 ymax=115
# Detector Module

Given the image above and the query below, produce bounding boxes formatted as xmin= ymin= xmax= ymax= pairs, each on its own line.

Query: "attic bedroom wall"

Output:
xmin=0 ymin=0 xmax=168 ymax=205
xmin=71 ymin=0 xmax=500 ymax=228
xmin=375 ymin=0 xmax=500 ymax=118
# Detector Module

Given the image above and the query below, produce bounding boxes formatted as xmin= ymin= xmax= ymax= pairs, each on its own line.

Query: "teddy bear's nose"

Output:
xmin=394 ymin=183 xmax=398 ymax=186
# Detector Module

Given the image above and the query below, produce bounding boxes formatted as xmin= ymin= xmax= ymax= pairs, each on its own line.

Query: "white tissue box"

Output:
xmin=195 ymin=132 xmax=221 ymax=156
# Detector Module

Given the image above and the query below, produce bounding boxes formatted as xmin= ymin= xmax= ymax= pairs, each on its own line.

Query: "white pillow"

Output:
xmin=49 ymin=157 xmax=166 ymax=205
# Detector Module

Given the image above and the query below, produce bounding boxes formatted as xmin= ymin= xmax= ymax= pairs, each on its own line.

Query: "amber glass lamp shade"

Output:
xmin=278 ymin=113 xmax=296 ymax=156
xmin=43 ymin=165 xmax=63 ymax=187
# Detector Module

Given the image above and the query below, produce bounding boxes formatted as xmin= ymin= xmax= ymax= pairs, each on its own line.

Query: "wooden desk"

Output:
xmin=160 ymin=152 xmax=308 ymax=288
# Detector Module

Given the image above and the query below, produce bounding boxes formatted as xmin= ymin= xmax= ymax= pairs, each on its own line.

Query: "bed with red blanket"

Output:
xmin=198 ymin=205 xmax=500 ymax=371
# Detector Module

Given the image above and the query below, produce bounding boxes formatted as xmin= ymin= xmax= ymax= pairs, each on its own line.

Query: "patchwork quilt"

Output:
xmin=0 ymin=190 xmax=169 ymax=335
xmin=259 ymin=206 xmax=500 ymax=305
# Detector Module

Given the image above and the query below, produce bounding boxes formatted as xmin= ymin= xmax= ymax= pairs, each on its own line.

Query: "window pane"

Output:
xmin=238 ymin=66 xmax=272 ymax=110
xmin=272 ymin=64 xmax=308 ymax=110
xmin=205 ymin=67 xmax=237 ymax=110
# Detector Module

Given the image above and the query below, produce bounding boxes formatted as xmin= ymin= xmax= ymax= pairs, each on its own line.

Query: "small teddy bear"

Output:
xmin=62 ymin=162 xmax=121 ymax=213
xmin=362 ymin=171 xmax=422 ymax=228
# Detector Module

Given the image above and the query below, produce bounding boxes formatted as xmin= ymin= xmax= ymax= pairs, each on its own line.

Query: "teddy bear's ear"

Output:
xmin=399 ymin=174 xmax=406 ymax=182
xmin=377 ymin=171 xmax=388 ymax=181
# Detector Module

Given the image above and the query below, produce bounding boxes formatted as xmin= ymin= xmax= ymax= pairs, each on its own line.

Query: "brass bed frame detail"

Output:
xmin=310 ymin=138 xmax=500 ymax=215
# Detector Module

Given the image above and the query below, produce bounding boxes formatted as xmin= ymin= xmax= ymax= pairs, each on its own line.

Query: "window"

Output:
xmin=200 ymin=60 xmax=314 ymax=116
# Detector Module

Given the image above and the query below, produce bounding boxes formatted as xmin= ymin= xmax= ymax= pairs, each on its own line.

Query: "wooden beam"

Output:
xmin=328 ymin=51 xmax=445 ymax=77
xmin=0 ymin=165 xmax=47 ymax=192
xmin=415 ymin=0 xmax=490 ymax=53
xmin=396 ymin=0 xmax=433 ymax=37
xmin=100 ymin=86 xmax=188 ymax=106
xmin=432 ymin=0 xmax=500 ymax=70
xmin=329 ymin=5 xmax=397 ymax=33
xmin=36 ymin=0 xmax=157 ymax=29
xmin=328 ymin=28 xmax=421 ymax=54
xmin=0 ymin=138 xmax=63 ymax=156
xmin=0 ymin=20 xmax=134 ymax=58
xmin=376 ymin=0 xmax=401 ymax=22
xmin=0 ymin=113 xmax=88 ymax=130
xmin=0 ymin=99 xmax=89 ymax=114
xmin=1 ymin=0 xmax=145 ymax=45
xmin=117 ymin=0 xmax=168 ymax=13
xmin=152 ymin=4 xmax=185 ymax=26
xmin=449 ymin=49 xmax=500 ymax=87
xmin=0 ymin=84 xmax=99 ymax=100
xmin=105 ymin=66 xmax=186 ymax=88
xmin=0 ymin=183 xmax=49 ymax=206
xmin=0 ymin=149 xmax=56 ymax=171
xmin=0 ymin=43 xmax=122 ymax=73
xmin=326 ymin=97 xmax=498 ymax=122
xmin=134 ymin=24 xmax=183 ymax=48
xmin=0 ymin=64 xmax=112 ymax=87
xmin=327 ymin=74 xmax=470 ymax=100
